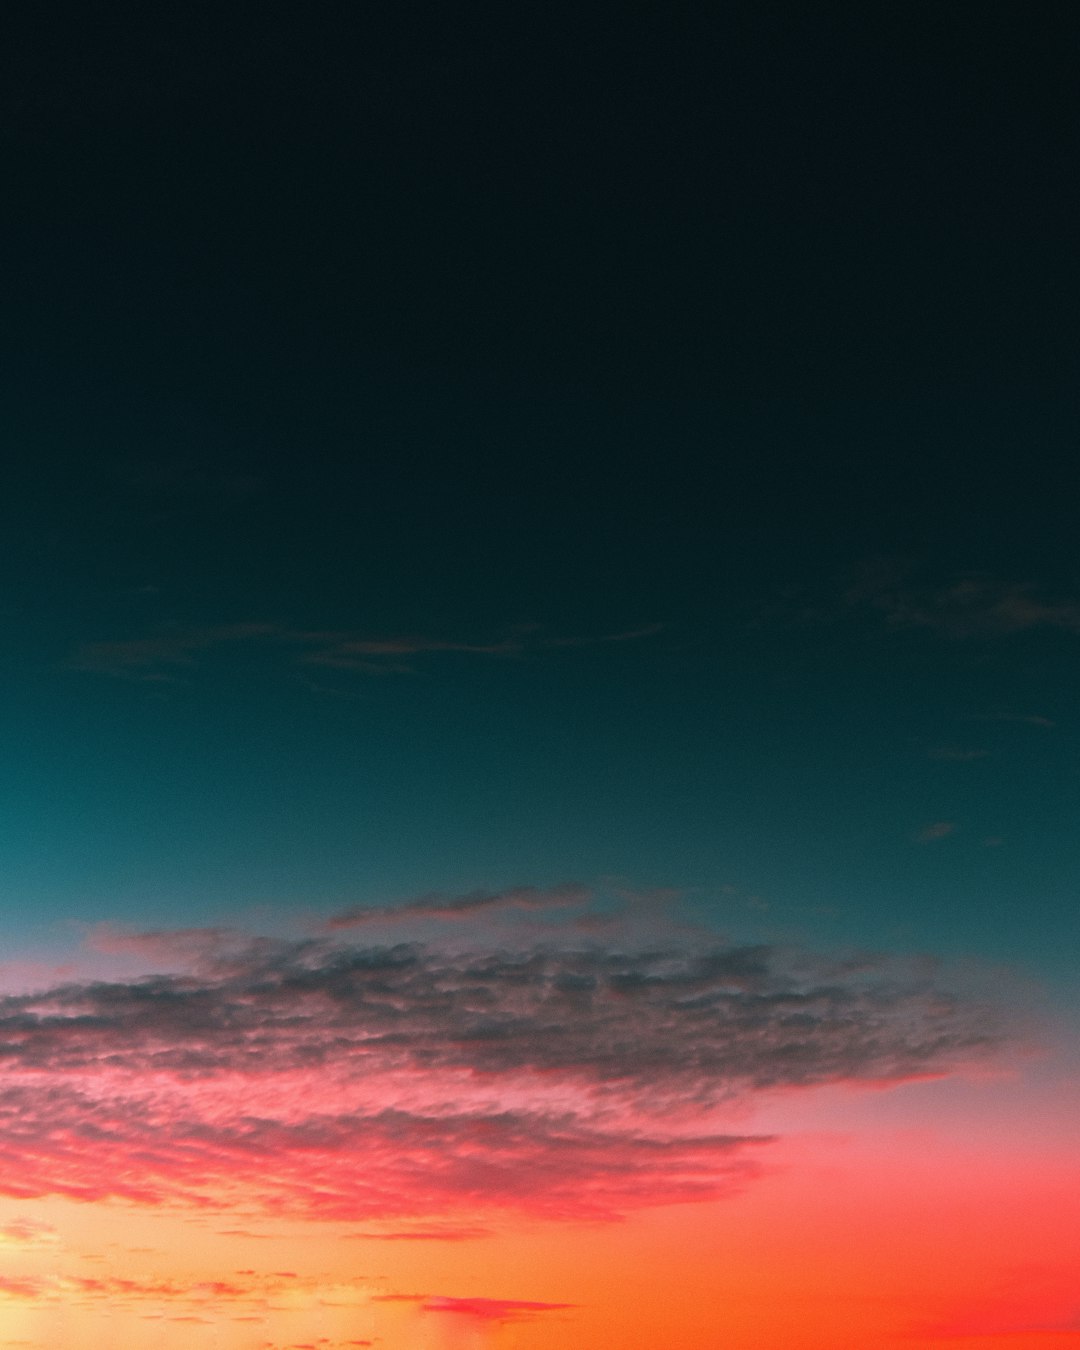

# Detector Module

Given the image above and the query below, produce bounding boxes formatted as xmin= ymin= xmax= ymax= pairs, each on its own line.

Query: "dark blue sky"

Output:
xmin=3 ymin=3 xmax=1078 ymax=993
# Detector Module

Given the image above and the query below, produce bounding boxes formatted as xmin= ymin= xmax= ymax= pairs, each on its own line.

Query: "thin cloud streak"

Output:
xmin=345 ymin=1226 xmax=492 ymax=1242
xmin=966 ymin=711 xmax=1056 ymax=728
xmin=846 ymin=566 xmax=1080 ymax=640
xmin=66 ymin=622 xmax=664 ymax=682
xmin=915 ymin=821 xmax=957 ymax=842
xmin=373 ymin=1293 xmax=574 ymax=1323
xmin=324 ymin=884 xmax=592 ymax=929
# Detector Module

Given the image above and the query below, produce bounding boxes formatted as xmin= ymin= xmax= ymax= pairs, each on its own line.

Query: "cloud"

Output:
xmin=0 ymin=1270 xmax=329 ymax=1307
xmin=325 ymin=883 xmax=592 ymax=929
xmin=0 ymin=927 xmax=1003 ymax=1223
xmin=66 ymin=622 xmax=663 ymax=683
xmin=0 ymin=1218 xmax=58 ymax=1247
xmin=374 ymin=1293 xmax=573 ymax=1323
xmin=346 ymin=1225 xmax=491 ymax=1242
xmin=67 ymin=624 xmax=278 ymax=682
xmin=967 ymin=711 xmax=1056 ymax=728
xmin=88 ymin=923 xmax=248 ymax=963
xmin=0 ymin=1266 xmax=386 ymax=1350
xmin=915 ymin=821 xmax=957 ymax=842
xmin=848 ymin=568 xmax=1080 ymax=640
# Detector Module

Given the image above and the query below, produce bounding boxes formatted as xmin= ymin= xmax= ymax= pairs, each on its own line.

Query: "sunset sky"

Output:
xmin=2 ymin=4 xmax=1079 ymax=1347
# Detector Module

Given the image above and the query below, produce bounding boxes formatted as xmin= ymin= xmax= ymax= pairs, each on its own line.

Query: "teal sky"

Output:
xmin=2 ymin=4 xmax=1078 ymax=1011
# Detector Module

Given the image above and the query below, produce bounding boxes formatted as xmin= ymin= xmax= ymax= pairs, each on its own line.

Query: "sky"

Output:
xmin=1 ymin=3 xmax=1079 ymax=1346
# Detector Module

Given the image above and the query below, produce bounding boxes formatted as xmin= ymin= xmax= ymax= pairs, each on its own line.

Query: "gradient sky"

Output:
xmin=1 ymin=4 xmax=1079 ymax=1347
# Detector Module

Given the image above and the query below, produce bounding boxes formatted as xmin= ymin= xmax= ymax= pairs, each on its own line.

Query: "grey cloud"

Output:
xmin=0 ymin=939 xmax=999 ymax=1090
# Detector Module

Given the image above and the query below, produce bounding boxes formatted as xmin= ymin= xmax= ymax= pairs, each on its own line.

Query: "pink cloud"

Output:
xmin=0 ymin=1218 xmax=58 ymax=1246
xmin=373 ymin=1292 xmax=572 ymax=1323
xmin=345 ymin=1226 xmax=491 ymax=1241
xmin=423 ymin=1295 xmax=574 ymax=1321
xmin=0 ymin=1270 xmax=323 ymax=1307
xmin=0 ymin=931 xmax=1004 ymax=1222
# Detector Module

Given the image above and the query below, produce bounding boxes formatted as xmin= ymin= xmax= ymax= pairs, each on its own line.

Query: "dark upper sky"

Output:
xmin=7 ymin=4 xmax=1078 ymax=560
xmin=2 ymin=3 xmax=1078 ymax=976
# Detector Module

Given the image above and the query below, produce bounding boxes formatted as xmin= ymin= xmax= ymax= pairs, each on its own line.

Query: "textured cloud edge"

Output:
xmin=0 ymin=918 xmax=1006 ymax=1223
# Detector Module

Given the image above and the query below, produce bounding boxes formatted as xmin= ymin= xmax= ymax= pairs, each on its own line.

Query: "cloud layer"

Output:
xmin=0 ymin=930 xmax=1002 ymax=1222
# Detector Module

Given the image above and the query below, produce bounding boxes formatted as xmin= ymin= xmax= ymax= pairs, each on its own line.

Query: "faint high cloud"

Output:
xmin=324 ymin=883 xmax=592 ymax=930
xmin=66 ymin=622 xmax=662 ymax=683
xmin=0 ymin=925 xmax=1003 ymax=1223
xmin=846 ymin=564 xmax=1080 ymax=640
xmin=68 ymin=623 xmax=278 ymax=682
xmin=916 ymin=821 xmax=957 ymax=842
xmin=966 ymin=711 xmax=1056 ymax=728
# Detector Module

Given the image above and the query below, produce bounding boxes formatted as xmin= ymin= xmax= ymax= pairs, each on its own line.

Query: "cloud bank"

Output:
xmin=0 ymin=930 xmax=1002 ymax=1222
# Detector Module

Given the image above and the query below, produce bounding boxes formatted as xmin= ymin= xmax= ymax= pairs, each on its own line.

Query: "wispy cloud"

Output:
xmin=915 ymin=821 xmax=957 ymax=842
xmin=373 ymin=1293 xmax=573 ymax=1323
xmin=324 ymin=883 xmax=592 ymax=930
xmin=0 ymin=926 xmax=1003 ymax=1223
xmin=0 ymin=1218 xmax=58 ymax=1247
xmin=68 ymin=623 xmax=278 ymax=682
xmin=0 ymin=1267 xmax=374 ymax=1323
xmin=966 ymin=711 xmax=1056 ymax=728
xmin=345 ymin=1225 xmax=492 ymax=1242
xmin=66 ymin=622 xmax=663 ymax=682
xmin=847 ymin=566 xmax=1080 ymax=640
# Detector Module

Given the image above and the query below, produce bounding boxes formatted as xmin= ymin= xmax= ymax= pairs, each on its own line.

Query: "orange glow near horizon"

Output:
xmin=0 ymin=1070 xmax=1075 ymax=1348
xmin=0 ymin=923 xmax=1074 ymax=1347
